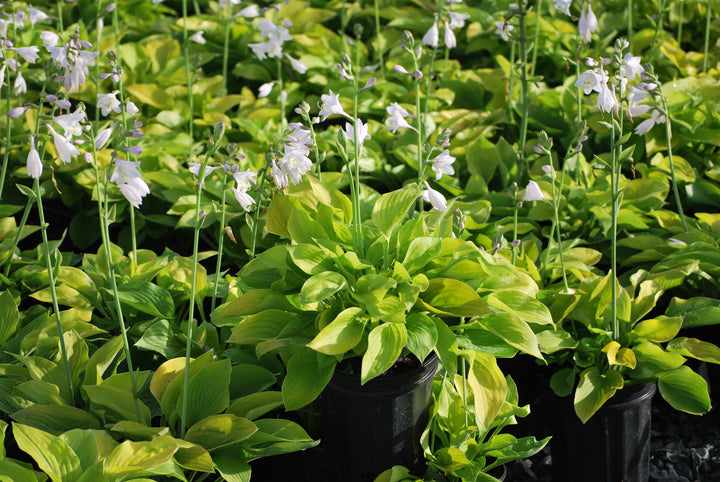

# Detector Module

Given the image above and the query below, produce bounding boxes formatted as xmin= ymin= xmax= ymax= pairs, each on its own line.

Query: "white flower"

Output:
xmin=597 ymin=76 xmax=619 ymax=113
xmin=95 ymin=125 xmax=115 ymax=150
xmin=249 ymin=19 xmax=291 ymax=59
xmin=12 ymin=46 xmax=40 ymax=64
xmin=236 ymin=5 xmax=259 ymax=18
xmin=0 ymin=65 xmax=5 ymax=90
xmin=111 ymin=158 xmax=150 ymax=208
xmin=40 ymin=31 xmax=59 ymax=48
xmin=126 ymin=100 xmax=139 ymax=116
xmin=345 ymin=119 xmax=371 ymax=150
xmin=97 ymin=91 xmax=122 ymax=116
xmin=319 ymin=90 xmax=350 ymax=121
xmin=27 ymin=135 xmax=43 ymax=179
xmin=233 ymin=169 xmax=258 ymax=191
xmin=46 ymin=124 xmax=80 ymax=164
xmin=634 ymin=108 xmax=666 ymax=135
xmin=385 ymin=102 xmax=414 ymax=133
xmin=620 ymin=53 xmax=644 ymax=81
xmin=14 ymin=71 xmax=27 ymax=94
xmin=422 ymin=181 xmax=447 ymax=211
xmin=258 ymin=81 xmax=274 ymax=98
xmin=554 ymin=0 xmax=573 ymax=16
xmin=48 ymin=39 xmax=99 ymax=93
xmin=189 ymin=162 xmax=221 ymax=187
xmin=430 ymin=150 xmax=455 ymax=180
xmin=271 ymin=159 xmax=289 ymax=189
xmin=575 ymin=68 xmax=602 ymax=94
xmin=28 ymin=6 xmax=50 ymax=28
xmin=284 ymin=53 xmax=308 ymax=74
xmin=448 ymin=11 xmax=470 ymax=29
xmin=523 ymin=180 xmax=545 ymax=202
xmin=189 ymin=30 xmax=206 ymax=45
xmin=278 ymin=123 xmax=313 ymax=185
xmin=219 ymin=0 xmax=242 ymax=8
xmin=423 ymin=17 xmax=439 ymax=48
xmin=231 ymin=186 xmax=256 ymax=212
xmin=579 ymin=4 xmax=597 ymax=44
xmin=54 ymin=107 xmax=86 ymax=138
xmin=494 ymin=21 xmax=514 ymax=42
xmin=444 ymin=21 xmax=457 ymax=49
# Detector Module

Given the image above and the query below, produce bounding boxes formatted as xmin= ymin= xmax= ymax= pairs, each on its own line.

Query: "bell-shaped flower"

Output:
xmin=284 ymin=53 xmax=308 ymax=74
xmin=634 ymin=108 xmax=666 ymax=135
xmin=12 ymin=46 xmax=40 ymax=64
xmin=95 ymin=124 xmax=115 ymax=150
xmin=190 ymin=30 xmax=206 ymax=45
xmin=111 ymin=157 xmax=150 ymax=208
xmin=126 ymin=101 xmax=139 ymax=116
xmin=46 ymin=124 xmax=80 ymax=164
xmin=523 ymin=180 xmax=545 ymax=202
xmin=494 ymin=21 xmax=514 ymax=42
xmin=385 ymin=103 xmax=415 ymax=133
xmin=14 ymin=71 xmax=27 ymax=94
xmin=620 ymin=53 xmax=644 ymax=81
xmin=597 ymin=77 xmax=619 ymax=114
xmin=28 ymin=6 xmax=49 ymax=28
xmin=189 ymin=162 xmax=222 ymax=187
xmin=345 ymin=119 xmax=371 ymax=151
xmin=258 ymin=81 xmax=274 ymax=98
xmin=231 ymin=185 xmax=256 ymax=212
xmin=575 ymin=68 xmax=602 ymax=94
xmin=319 ymin=90 xmax=350 ymax=121
xmin=249 ymin=19 xmax=291 ymax=59
xmin=233 ymin=169 xmax=258 ymax=191
xmin=579 ymin=4 xmax=597 ymax=44
xmin=422 ymin=181 xmax=447 ymax=211
xmin=271 ymin=159 xmax=289 ymax=189
xmin=27 ymin=134 xmax=43 ymax=179
xmin=554 ymin=0 xmax=573 ymax=16
xmin=97 ymin=91 xmax=122 ymax=116
xmin=423 ymin=16 xmax=439 ymax=48
xmin=54 ymin=107 xmax=86 ymax=138
xmin=448 ymin=11 xmax=470 ymax=30
xmin=431 ymin=149 xmax=455 ymax=180
xmin=41 ymin=31 xmax=59 ymax=48
xmin=444 ymin=21 xmax=457 ymax=49
xmin=237 ymin=5 xmax=260 ymax=18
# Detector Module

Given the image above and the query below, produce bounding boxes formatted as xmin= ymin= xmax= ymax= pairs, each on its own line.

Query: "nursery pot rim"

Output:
xmin=601 ymin=383 xmax=656 ymax=412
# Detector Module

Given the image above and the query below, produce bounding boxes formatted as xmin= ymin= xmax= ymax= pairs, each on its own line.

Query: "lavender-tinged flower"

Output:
xmin=236 ymin=5 xmax=260 ymax=18
xmin=423 ymin=16 xmax=439 ymax=48
xmin=54 ymin=107 xmax=85 ymax=138
xmin=345 ymin=119 xmax=371 ymax=150
xmin=28 ymin=6 xmax=50 ymax=28
xmin=627 ymin=85 xmax=652 ymax=119
xmin=422 ymin=181 xmax=447 ymax=211
xmin=444 ymin=21 xmax=457 ymax=49
xmin=523 ymin=180 xmax=545 ymax=201
xmin=46 ymin=124 xmax=80 ymax=164
xmin=233 ymin=169 xmax=258 ymax=191
xmin=579 ymin=4 xmax=597 ymax=44
xmin=97 ymin=91 xmax=122 ymax=116
xmin=8 ymin=106 xmax=29 ymax=118
xmin=41 ymin=31 xmax=59 ymax=48
xmin=596 ymin=75 xmax=619 ymax=113
xmin=48 ymin=37 xmax=99 ymax=93
xmin=575 ymin=68 xmax=601 ymax=94
xmin=448 ymin=11 xmax=470 ymax=29
xmin=258 ymin=81 xmax=274 ymax=98
xmin=319 ymin=90 xmax=350 ymax=121
xmin=95 ymin=125 xmax=115 ymax=150
xmin=249 ymin=18 xmax=291 ymax=59
xmin=189 ymin=30 xmax=206 ymax=45
xmin=284 ymin=53 xmax=308 ymax=74
xmin=14 ymin=71 xmax=26 ymax=94
xmin=494 ymin=21 xmax=514 ymax=42
xmin=278 ymin=123 xmax=313 ymax=185
xmin=0 ymin=65 xmax=5 ymax=90
xmin=231 ymin=186 xmax=256 ymax=212
xmin=111 ymin=158 xmax=150 ymax=208
xmin=271 ymin=159 xmax=289 ymax=189
xmin=12 ymin=46 xmax=40 ymax=64
xmin=554 ymin=0 xmax=573 ymax=16
xmin=126 ymin=101 xmax=139 ymax=116
xmin=541 ymin=164 xmax=553 ymax=175
xmin=620 ymin=53 xmax=644 ymax=81
xmin=634 ymin=108 xmax=666 ymax=135
xmin=431 ymin=149 xmax=455 ymax=180
xmin=27 ymin=134 xmax=42 ymax=179
xmin=385 ymin=102 xmax=415 ymax=133
xmin=189 ymin=162 xmax=222 ymax=187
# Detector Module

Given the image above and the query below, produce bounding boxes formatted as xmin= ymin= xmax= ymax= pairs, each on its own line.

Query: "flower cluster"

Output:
xmin=422 ymin=4 xmax=470 ymax=49
xmin=272 ymin=123 xmax=314 ymax=189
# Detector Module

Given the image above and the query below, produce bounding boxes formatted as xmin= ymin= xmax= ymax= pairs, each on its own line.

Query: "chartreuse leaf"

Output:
xmin=160 ymin=352 xmax=215 ymax=424
xmin=374 ymin=465 xmax=412 ymax=482
xmin=631 ymin=316 xmax=683 ymax=343
xmin=176 ymin=359 xmax=232 ymax=428
xmin=401 ymin=237 xmax=443 ymax=274
xmin=227 ymin=310 xmax=298 ymax=345
xmin=102 ymin=435 xmax=186 ymax=480
xmin=282 ymin=348 xmax=336 ymax=410
xmin=307 ymin=307 xmax=364 ymax=355
xmin=213 ymin=290 xmax=297 ymax=327
xmin=434 ymin=447 xmax=472 ymax=472
xmin=300 ymin=271 xmax=347 ymax=304
xmin=574 ymin=367 xmax=624 ymax=423
xmin=434 ymin=317 xmax=459 ymax=375
xmin=13 ymin=423 xmax=82 ymax=482
xmin=243 ymin=419 xmax=318 ymax=459
xmin=464 ymin=351 xmax=507 ymax=432
xmin=536 ymin=328 xmax=577 ymax=354
xmin=108 ymin=421 xmax=169 ymax=440
xmin=226 ymin=391 xmax=283 ymax=420
xmin=150 ymin=357 xmax=186 ymax=404
xmin=602 ymin=341 xmax=637 ymax=369
xmin=485 ymin=291 xmax=553 ymax=325
xmin=658 ymin=366 xmax=711 ymax=414
xmin=11 ymin=405 xmax=101 ymax=434
xmin=213 ymin=447 xmax=251 ymax=482
xmin=405 ymin=313 xmax=438 ymax=362
xmin=84 ymin=336 xmax=124 ymax=386
xmin=666 ymin=337 xmax=720 ymax=363
xmin=361 ymin=323 xmax=408 ymax=385
xmin=185 ymin=414 xmax=257 ymax=452
xmin=420 ymin=278 xmax=491 ymax=317
xmin=0 ymin=419 xmax=6 ymax=458
xmin=0 ymin=290 xmax=19 ymax=345
xmin=371 ymin=185 xmax=420 ymax=233
xmin=116 ymin=281 xmax=174 ymax=319
xmin=60 ymin=429 xmax=117 ymax=473
xmin=84 ymin=383 xmax=152 ymax=425
xmin=630 ymin=342 xmax=686 ymax=379
xmin=0 ymin=458 xmax=42 ymax=481
xmin=476 ymin=312 xmax=543 ymax=359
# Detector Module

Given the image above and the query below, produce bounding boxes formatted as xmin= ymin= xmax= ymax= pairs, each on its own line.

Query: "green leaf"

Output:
xmin=176 ymin=359 xmax=232 ymax=428
xmin=212 ymin=290 xmax=297 ymax=327
xmin=84 ymin=383 xmax=152 ymax=426
xmin=102 ymin=435 xmax=183 ymax=480
xmin=213 ymin=448 xmax=251 ymax=482
xmin=116 ymin=281 xmax=174 ymax=319
xmin=307 ymin=307 xmax=363 ymax=355
xmin=226 ymin=392 xmax=283 ymax=420
xmin=12 ymin=423 xmax=82 ymax=482
xmin=573 ymin=367 xmax=624 ymax=423
xmin=282 ymin=349 xmax=336 ymax=410
xmin=371 ymin=185 xmax=420 ymax=233
xmin=299 ymin=271 xmax=347 ymax=304
xmin=243 ymin=419 xmax=318 ymax=459
xmin=0 ymin=458 xmax=43 ymax=481
xmin=666 ymin=338 xmax=720 ymax=364
xmin=465 ymin=351 xmax=507 ymax=432
xmin=631 ymin=342 xmax=686 ymax=379
xmin=476 ymin=312 xmax=543 ymax=359
xmin=550 ymin=368 xmax=575 ymax=397
xmin=125 ymin=83 xmax=174 ymax=109
xmin=419 ymin=278 xmax=491 ymax=317
xmin=485 ymin=291 xmax=554 ymax=326
xmin=405 ymin=313 xmax=438 ymax=363
xmin=401 ymin=237 xmax=443 ymax=274
xmin=84 ymin=336 xmax=124 ymax=386
xmin=602 ymin=341 xmax=637 ymax=369
xmin=658 ymin=366 xmax=711 ymax=414
xmin=11 ymin=405 xmax=101 ymax=434
xmin=287 ymin=244 xmax=335 ymax=275
xmin=434 ymin=447 xmax=472 ymax=472
xmin=631 ymin=316 xmax=683 ymax=343
xmin=60 ymin=429 xmax=116 ymax=473
xmin=361 ymin=323 xmax=407 ymax=385
xmin=0 ymin=290 xmax=19 ymax=345
xmin=227 ymin=310 xmax=298 ymax=345
xmin=536 ymin=329 xmax=578 ymax=354
xmin=135 ymin=319 xmax=185 ymax=359
xmin=184 ymin=414 xmax=257 ymax=452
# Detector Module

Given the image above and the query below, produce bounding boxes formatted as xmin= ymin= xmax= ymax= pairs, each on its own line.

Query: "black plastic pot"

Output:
xmin=550 ymin=383 xmax=656 ymax=482
xmin=321 ymin=353 xmax=439 ymax=482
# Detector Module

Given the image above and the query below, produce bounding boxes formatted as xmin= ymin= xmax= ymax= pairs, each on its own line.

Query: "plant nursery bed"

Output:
xmin=506 ymin=394 xmax=720 ymax=482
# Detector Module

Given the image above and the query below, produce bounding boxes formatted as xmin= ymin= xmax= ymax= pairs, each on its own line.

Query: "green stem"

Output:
xmin=250 ymin=165 xmax=268 ymax=259
xmin=373 ymin=0 xmax=385 ymax=79
xmin=3 ymin=198 xmax=33 ymax=277
xmin=34 ymin=178 xmax=75 ymax=405
xmin=512 ymin=203 xmax=518 ymax=265
xmin=351 ymin=73 xmax=364 ymax=257
xmin=703 ymin=0 xmax=711 ymax=73
xmin=575 ymin=31 xmax=583 ymax=126
xmin=183 ymin=0 xmax=195 ymax=148
xmin=0 ymin=58 xmax=12 ymax=201
xmin=413 ymin=51 xmax=424 ymax=212
xmin=221 ymin=5 xmax=231 ymax=96
xmin=550 ymin=170 xmax=569 ymax=292
xmin=530 ymin=0 xmax=541 ymax=80
xmin=211 ymin=170 xmax=228 ymax=313
xmin=660 ymin=91 xmax=688 ymax=231
xmin=677 ymin=0 xmax=684 ymax=47
xmin=277 ymin=56 xmax=287 ymax=134
xmin=628 ymin=0 xmax=633 ymax=51
xmin=649 ymin=0 xmax=666 ymax=62
xmin=517 ymin=1 xmax=530 ymax=184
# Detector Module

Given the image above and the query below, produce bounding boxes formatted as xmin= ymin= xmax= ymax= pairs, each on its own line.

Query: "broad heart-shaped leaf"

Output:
xmin=84 ymin=336 xmax=124 ymax=386
xmin=666 ymin=337 xmax=720 ymax=364
xmin=151 ymin=357 xmax=187 ymax=404
xmin=11 ymin=405 xmax=101 ymax=434
xmin=102 ymin=435 xmax=186 ymax=480
xmin=12 ymin=423 xmax=82 ymax=482
xmin=176 ymin=359 xmax=232 ymax=428
xmin=84 ymin=384 xmax=152 ymax=425
xmin=371 ymin=184 xmax=420 ymax=233
xmin=212 ymin=290 xmax=298 ymax=327
xmin=485 ymin=291 xmax=553 ymax=326
xmin=60 ymin=429 xmax=117 ymax=474
xmin=0 ymin=290 xmax=19 ymax=345
xmin=464 ymin=351 xmax=507 ymax=433
xmin=601 ymin=341 xmax=637 ymax=369
xmin=658 ymin=366 xmax=711 ymax=414
xmin=115 ymin=281 xmax=174 ymax=319
xmin=135 ymin=319 xmax=186 ymax=359
xmin=419 ymin=278 xmax=491 ymax=317
xmin=573 ymin=367 xmax=624 ymax=424
xmin=405 ymin=313 xmax=439 ymax=363
xmin=401 ymin=237 xmax=443 ymax=275
xmin=160 ymin=352 xmax=215 ymax=425
xmin=184 ymin=414 xmax=257 ymax=452
xmin=212 ymin=447 xmax=251 ymax=482
xmin=629 ymin=342 xmax=686 ymax=379
xmin=226 ymin=310 xmax=299 ymax=345
xmin=0 ymin=458 xmax=43 ymax=481
xmin=476 ymin=312 xmax=543 ymax=359
xmin=226 ymin=391 xmax=283 ymax=420
xmin=243 ymin=419 xmax=318 ymax=459
xmin=282 ymin=348 xmax=336 ymax=410
xmin=433 ymin=447 xmax=472 ymax=472
xmin=299 ymin=271 xmax=347 ymax=304
xmin=631 ymin=316 xmax=683 ymax=343
xmin=307 ymin=307 xmax=364 ymax=355
xmin=361 ymin=323 xmax=408 ymax=385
